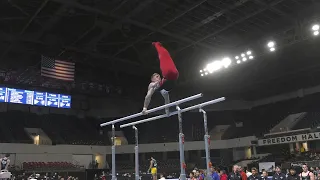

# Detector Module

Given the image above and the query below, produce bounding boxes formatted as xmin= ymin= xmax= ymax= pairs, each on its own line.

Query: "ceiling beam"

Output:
xmin=50 ymin=0 xmax=215 ymax=50
xmin=177 ymin=3 xmax=319 ymax=88
xmin=0 ymin=0 xmax=49 ymax=60
xmin=109 ymin=0 xmax=209 ymax=59
xmin=173 ymin=0 xmax=286 ymax=54
xmin=87 ymin=0 xmax=156 ymax=47
xmin=254 ymin=0 xmax=288 ymax=17
xmin=181 ymin=0 xmax=252 ymax=36
xmin=0 ymin=31 xmax=157 ymax=75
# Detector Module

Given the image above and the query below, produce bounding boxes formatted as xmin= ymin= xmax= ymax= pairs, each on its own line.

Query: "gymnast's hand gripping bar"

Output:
xmin=120 ymin=97 xmax=226 ymax=128
xmin=100 ymin=93 xmax=203 ymax=127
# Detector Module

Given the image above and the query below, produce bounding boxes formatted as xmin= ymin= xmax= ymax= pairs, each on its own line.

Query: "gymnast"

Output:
xmin=142 ymin=42 xmax=179 ymax=115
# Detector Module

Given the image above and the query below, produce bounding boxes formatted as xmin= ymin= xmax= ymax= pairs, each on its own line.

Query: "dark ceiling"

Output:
xmin=0 ymin=0 xmax=320 ymax=100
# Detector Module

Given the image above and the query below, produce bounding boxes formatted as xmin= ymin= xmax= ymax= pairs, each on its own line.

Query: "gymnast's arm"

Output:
xmin=142 ymin=83 xmax=157 ymax=113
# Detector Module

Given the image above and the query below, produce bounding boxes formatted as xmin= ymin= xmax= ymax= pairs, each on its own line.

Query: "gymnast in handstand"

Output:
xmin=142 ymin=42 xmax=179 ymax=115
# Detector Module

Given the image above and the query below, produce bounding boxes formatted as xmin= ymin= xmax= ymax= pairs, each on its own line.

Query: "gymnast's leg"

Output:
xmin=152 ymin=42 xmax=179 ymax=115
xmin=152 ymin=42 xmax=179 ymax=81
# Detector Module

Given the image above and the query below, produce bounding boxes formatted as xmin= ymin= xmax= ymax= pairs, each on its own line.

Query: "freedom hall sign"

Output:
xmin=258 ymin=132 xmax=320 ymax=146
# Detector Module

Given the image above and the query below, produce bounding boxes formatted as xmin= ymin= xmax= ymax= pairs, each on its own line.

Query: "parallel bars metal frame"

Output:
xmin=100 ymin=93 xmax=204 ymax=180
xmin=120 ymin=97 xmax=225 ymax=180
xmin=100 ymin=93 xmax=203 ymax=127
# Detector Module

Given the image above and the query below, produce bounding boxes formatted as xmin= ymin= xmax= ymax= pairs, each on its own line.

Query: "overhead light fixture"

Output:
xmin=235 ymin=56 xmax=239 ymax=59
xmin=312 ymin=24 xmax=319 ymax=31
xmin=249 ymin=56 xmax=254 ymax=59
xmin=314 ymin=31 xmax=319 ymax=36
xmin=222 ymin=57 xmax=231 ymax=68
xmin=267 ymin=41 xmax=275 ymax=48
xmin=270 ymin=47 xmax=275 ymax=52
xmin=242 ymin=57 xmax=247 ymax=62
xmin=237 ymin=60 xmax=241 ymax=64
xmin=246 ymin=51 xmax=252 ymax=55
xmin=241 ymin=53 xmax=245 ymax=57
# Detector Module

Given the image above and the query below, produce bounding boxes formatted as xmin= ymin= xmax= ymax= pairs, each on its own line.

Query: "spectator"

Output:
xmin=246 ymin=169 xmax=252 ymax=177
xmin=315 ymin=167 xmax=320 ymax=175
xmin=190 ymin=172 xmax=197 ymax=180
xmin=195 ymin=170 xmax=200 ymax=179
xmin=248 ymin=167 xmax=260 ymax=180
xmin=316 ymin=172 xmax=320 ymax=180
xmin=272 ymin=166 xmax=286 ymax=180
xmin=0 ymin=154 xmax=10 ymax=170
xmin=261 ymin=170 xmax=268 ymax=180
xmin=220 ymin=170 xmax=228 ymax=180
xmin=287 ymin=168 xmax=299 ymax=180
xmin=211 ymin=167 xmax=220 ymax=180
xmin=229 ymin=165 xmax=242 ymax=180
xmin=300 ymin=164 xmax=315 ymax=180
xmin=239 ymin=166 xmax=247 ymax=180
xmin=199 ymin=170 xmax=205 ymax=180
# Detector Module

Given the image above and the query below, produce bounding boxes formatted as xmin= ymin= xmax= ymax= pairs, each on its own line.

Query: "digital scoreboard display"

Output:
xmin=0 ymin=87 xmax=71 ymax=109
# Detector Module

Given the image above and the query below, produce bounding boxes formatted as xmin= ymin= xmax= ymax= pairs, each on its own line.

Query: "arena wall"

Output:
xmin=0 ymin=135 xmax=255 ymax=155
xmin=0 ymin=136 xmax=256 ymax=168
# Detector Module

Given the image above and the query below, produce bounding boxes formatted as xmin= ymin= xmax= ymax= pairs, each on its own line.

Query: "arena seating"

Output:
xmin=0 ymin=111 xmax=108 ymax=145
xmin=292 ymin=112 xmax=320 ymax=130
xmin=0 ymin=94 xmax=320 ymax=146
xmin=22 ymin=161 xmax=79 ymax=171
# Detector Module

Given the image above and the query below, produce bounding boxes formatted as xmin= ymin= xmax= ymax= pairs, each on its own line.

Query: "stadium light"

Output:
xmin=267 ymin=41 xmax=276 ymax=51
xmin=267 ymin=41 xmax=275 ymax=48
xmin=222 ymin=57 xmax=231 ymax=68
xmin=311 ymin=24 xmax=319 ymax=36
xmin=312 ymin=24 xmax=319 ymax=31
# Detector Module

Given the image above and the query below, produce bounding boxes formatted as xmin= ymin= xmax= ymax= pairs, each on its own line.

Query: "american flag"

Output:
xmin=41 ymin=56 xmax=75 ymax=81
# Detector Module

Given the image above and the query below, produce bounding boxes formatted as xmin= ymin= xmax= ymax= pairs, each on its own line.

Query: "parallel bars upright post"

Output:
xmin=176 ymin=106 xmax=186 ymax=180
xmin=133 ymin=126 xmax=139 ymax=180
xmin=111 ymin=124 xmax=117 ymax=180
xmin=200 ymin=109 xmax=212 ymax=180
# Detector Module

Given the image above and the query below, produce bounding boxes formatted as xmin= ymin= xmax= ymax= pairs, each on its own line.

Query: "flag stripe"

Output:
xmin=42 ymin=67 xmax=74 ymax=75
xmin=55 ymin=60 xmax=75 ymax=66
xmin=53 ymin=65 xmax=75 ymax=72
xmin=55 ymin=63 xmax=75 ymax=71
xmin=41 ymin=73 xmax=74 ymax=81
xmin=41 ymin=70 xmax=74 ymax=78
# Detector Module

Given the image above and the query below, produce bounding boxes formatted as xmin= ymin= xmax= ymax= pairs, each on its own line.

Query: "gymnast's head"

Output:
xmin=151 ymin=73 xmax=161 ymax=82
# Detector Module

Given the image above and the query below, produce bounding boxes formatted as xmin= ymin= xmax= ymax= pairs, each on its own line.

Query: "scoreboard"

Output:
xmin=0 ymin=87 xmax=71 ymax=108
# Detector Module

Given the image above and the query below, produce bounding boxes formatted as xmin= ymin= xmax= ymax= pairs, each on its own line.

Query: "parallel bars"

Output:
xmin=120 ymin=97 xmax=225 ymax=180
xmin=100 ymin=93 xmax=203 ymax=127
xmin=99 ymin=93 xmax=203 ymax=180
